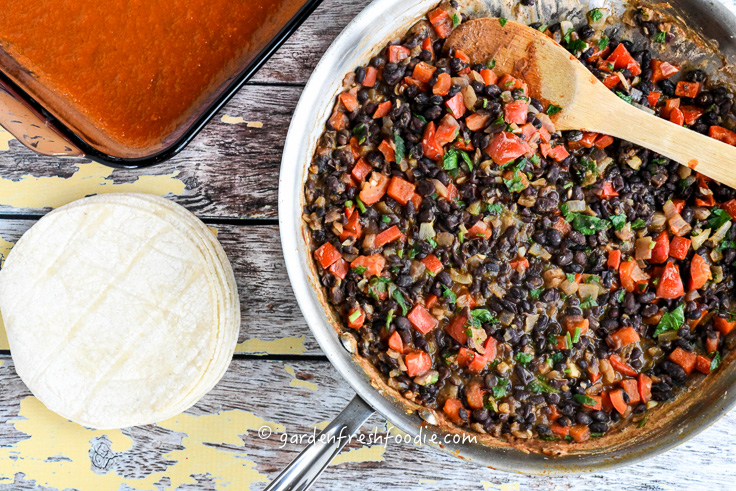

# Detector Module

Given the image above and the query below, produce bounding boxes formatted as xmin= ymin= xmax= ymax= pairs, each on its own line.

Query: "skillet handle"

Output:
xmin=264 ymin=395 xmax=375 ymax=491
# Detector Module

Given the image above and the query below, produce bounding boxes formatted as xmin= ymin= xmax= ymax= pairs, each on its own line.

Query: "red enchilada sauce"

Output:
xmin=0 ymin=0 xmax=306 ymax=152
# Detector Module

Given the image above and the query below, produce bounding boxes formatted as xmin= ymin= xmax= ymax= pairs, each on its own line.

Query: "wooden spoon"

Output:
xmin=446 ymin=18 xmax=736 ymax=186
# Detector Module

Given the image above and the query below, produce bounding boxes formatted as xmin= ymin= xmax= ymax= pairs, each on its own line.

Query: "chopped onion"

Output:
xmin=650 ymin=211 xmax=667 ymax=231
xmin=668 ymin=213 xmax=692 ymax=237
xmin=707 ymin=220 xmax=731 ymax=247
xmin=712 ymin=265 xmax=724 ymax=284
xmin=525 ymin=314 xmax=540 ymax=333
xmin=536 ymin=113 xmax=557 ymax=134
xmin=543 ymin=268 xmax=565 ymax=288
xmin=419 ymin=221 xmax=436 ymax=240
xmin=410 ymin=260 xmax=426 ymax=279
xmin=663 ymin=200 xmax=677 ymax=219
xmin=467 ymin=201 xmax=482 ymax=215
xmin=432 ymin=179 xmax=448 ymax=197
xmin=436 ymin=231 xmax=455 ymax=247
xmin=691 ymin=228 xmax=711 ymax=250
xmin=711 ymin=248 xmax=724 ymax=262
xmin=693 ymin=207 xmax=711 ymax=221
xmin=529 ymin=242 xmax=552 ymax=260
xmin=596 ymin=156 xmax=614 ymax=175
xmin=578 ymin=283 xmax=599 ymax=301
xmin=500 ymin=91 xmax=513 ymax=103
xmin=560 ymin=279 xmax=579 ymax=296
xmin=451 ymin=269 xmax=472 ymax=285
xmin=499 ymin=311 xmax=515 ymax=326
xmin=635 ymin=237 xmax=654 ymax=260
xmin=685 ymin=289 xmax=701 ymax=302
xmin=566 ymin=200 xmax=586 ymax=212
xmin=616 ymin=222 xmax=634 ymax=241
xmin=462 ymin=85 xmax=477 ymax=111
xmin=678 ymin=166 xmax=693 ymax=179
xmin=626 ymin=155 xmax=642 ymax=170
xmin=451 ymin=76 xmax=469 ymax=87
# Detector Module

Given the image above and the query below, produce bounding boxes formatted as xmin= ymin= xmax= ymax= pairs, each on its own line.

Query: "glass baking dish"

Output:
xmin=0 ymin=0 xmax=323 ymax=168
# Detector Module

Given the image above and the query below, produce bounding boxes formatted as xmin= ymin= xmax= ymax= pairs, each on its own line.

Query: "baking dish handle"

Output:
xmin=264 ymin=395 xmax=375 ymax=491
xmin=0 ymin=81 xmax=84 ymax=157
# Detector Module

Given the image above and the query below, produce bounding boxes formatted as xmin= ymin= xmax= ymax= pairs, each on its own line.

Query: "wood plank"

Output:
xmin=1 ymin=356 xmax=735 ymax=490
xmin=0 ymin=84 xmax=301 ymax=219
xmin=0 ymin=221 xmax=321 ymax=356
xmin=249 ymin=0 xmax=372 ymax=84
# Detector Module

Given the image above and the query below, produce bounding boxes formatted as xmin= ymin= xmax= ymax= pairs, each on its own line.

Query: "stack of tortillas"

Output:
xmin=0 ymin=193 xmax=239 ymax=429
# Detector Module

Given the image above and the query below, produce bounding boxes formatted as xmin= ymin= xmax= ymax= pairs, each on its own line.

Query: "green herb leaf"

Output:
xmin=573 ymin=393 xmax=598 ymax=406
xmin=654 ymin=304 xmax=685 ymax=337
xmin=442 ymin=149 xmax=459 ymax=170
xmin=427 ymin=237 xmax=438 ymax=248
xmin=392 ymin=289 xmax=408 ymax=316
xmin=569 ymin=213 xmax=611 ymax=235
xmin=441 ymin=285 xmax=457 ymax=303
xmin=598 ymin=36 xmax=609 ymax=50
xmin=538 ymin=24 xmax=548 ymax=33
xmin=499 ymin=17 xmax=508 ymax=27
xmin=515 ymin=352 xmax=534 ymax=366
xmin=530 ymin=288 xmax=544 ymax=299
xmin=718 ymin=240 xmax=735 ymax=251
xmin=413 ymin=113 xmax=428 ymax=123
xmin=385 ymin=308 xmax=395 ymax=332
xmin=503 ymin=170 xmax=527 ymax=193
xmin=530 ymin=154 xmax=540 ymax=165
xmin=631 ymin=218 xmax=647 ymax=229
xmin=452 ymin=12 xmax=461 ymax=28
xmin=492 ymin=378 xmax=509 ymax=398
xmin=610 ymin=213 xmax=627 ymax=231
xmin=589 ymin=8 xmax=603 ymax=21
xmin=637 ymin=415 xmax=648 ymax=428
xmin=567 ymin=39 xmax=588 ymax=53
xmin=708 ymin=207 xmax=731 ymax=230
xmin=528 ymin=376 xmax=558 ymax=394
xmin=546 ymin=104 xmax=563 ymax=115
xmin=488 ymin=58 xmax=497 ymax=69
xmin=616 ymin=91 xmax=633 ymax=104
xmin=352 ymin=123 xmax=368 ymax=144
xmin=711 ymin=351 xmax=722 ymax=372
xmin=352 ymin=266 xmax=367 ymax=274
xmin=487 ymin=203 xmax=504 ymax=215
xmin=471 ymin=309 xmax=498 ymax=325
xmin=581 ymin=156 xmax=598 ymax=176
xmin=356 ymin=197 xmax=367 ymax=213
xmin=562 ymin=28 xmax=574 ymax=44
xmin=566 ymin=273 xmax=577 ymax=283
xmin=654 ymin=30 xmax=667 ymax=43
xmin=381 ymin=215 xmax=391 ymax=223
xmin=579 ymin=295 xmax=598 ymax=310
xmin=394 ymin=132 xmax=405 ymax=163
xmin=572 ymin=326 xmax=582 ymax=344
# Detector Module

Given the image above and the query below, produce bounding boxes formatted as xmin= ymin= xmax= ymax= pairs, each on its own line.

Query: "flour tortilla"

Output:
xmin=0 ymin=193 xmax=240 ymax=429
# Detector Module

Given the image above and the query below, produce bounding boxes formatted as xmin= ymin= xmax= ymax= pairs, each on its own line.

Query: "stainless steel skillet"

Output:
xmin=274 ymin=0 xmax=736 ymax=488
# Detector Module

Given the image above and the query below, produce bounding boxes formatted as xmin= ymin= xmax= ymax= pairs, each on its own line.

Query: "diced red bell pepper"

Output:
xmin=650 ymin=60 xmax=679 ymax=83
xmin=695 ymin=194 xmax=715 ymax=207
xmin=465 ymin=380 xmax=485 ymax=409
xmin=606 ymin=43 xmax=641 ymax=76
xmin=387 ymin=44 xmax=411 ymax=63
xmin=405 ymin=350 xmax=432 ymax=377
xmin=540 ymin=143 xmax=570 ymax=162
xmin=459 ymin=337 xmax=498 ymax=371
xmin=669 ymin=347 xmax=697 ymax=375
xmin=609 ymin=389 xmax=628 ymax=415
xmin=619 ymin=259 xmax=649 ymax=292
xmin=723 ymin=199 xmax=736 ymax=219
xmin=709 ymin=126 xmax=736 ymax=145
xmin=608 ymin=249 xmax=622 ymax=270
xmin=714 ymin=316 xmax=736 ymax=335
xmin=553 ymin=216 xmax=572 ymax=236
xmin=412 ymin=61 xmax=437 ymax=84
xmin=378 ymin=140 xmax=395 ymax=162
xmin=388 ymin=330 xmax=404 ymax=353
xmin=445 ymin=92 xmax=466 ymax=118
xmin=706 ymin=332 xmax=720 ymax=354
xmin=485 ymin=131 xmax=529 ymax=166
xmin=610 ymin=354 xmax=638 ymax=377
xmin=446 ymin=314 xmax=469 ymax=344
xmin=347 ymin=306 xmax=364 ymax=329
xmin=661 ymin=98 xmax=680 ymax=119
xmin=582 ymin=395 xmax=602 ymax=411
xmin=647 ymin=91 xmax=661 ymax=107
xmin=675 ymin=81 xmax=700 ymax=98
xmin=443 ymin=398 xmax=464 ymax=425
xmin=407 ymin=305 xmax=438 ymax=334
xmin=358 ymin=172 xmax=390 ymax=206
xmin=689 ymin=253 xmax=712 ymax=290
xmin=422 ymin=122 xmax=444 ymax=161
xmin=428 ymin=8 xmax=453 ymax=39
xmin=328 ymin=110 xmax=349 ymax=131
xmin=498 ymin=74 xmax=525 ymax=92
xmin=650 ymin=231 xmax=670 ymax=264
xmin=550 ymin=423 xmax=570 ymax=438
xmin=467 ymin=220 xmax=492 ymax=239
xmin=329 ymin=258 xmax=349 ymax=279
xmin=621 ymin=379 xmax=641 ymax=404
xmin=386 ymin=176 xmax=416 ymax=205
xmin=314 ymin=242 xmax=342 ymax=269
xmin=435 ymin=115 xmax=460 ymax=145
xmin=433 ymin=72 xmax=451 ymax=96
xmin=570 ymin=425 xmax=591 ymax=443
xmin=404 ymin=76 xmax=429 ymax=92
xmin=350 ymin=254 xmax=386 ymax=277
xmin=362 ymin=66 xmax=378 ymax=87
xmin=503 ymin=101 xmax=528 ymax=125
xmin=480 ymin=68 xmax=498 ymax=86
xmin=602 ymin=74 xmax=620 ymax=89
xmin=638 ymin=373 xmax=652 ymax=403
xmin=608 ymin=327 xmax=640 ymax=350
xmin=425 ymin=294 xmax=438 ymax=309
xmin=421 ymin=254 xmax=443 ymax=275
xmin=339 ymin=92 xmax=359 ymax=112
xmin=466 ymin=113 xmax=490 ymax=132
xmin=600 ymin=181 xmax=619 ymax=199
xmin=340 ymin=209 xmax=362 ymax=241
xmin=696 ymin=355 xmax=713 ymax=374
xmin=571 ymin=132 xmax=599 ymax=150
xmin=509 ymin=256 xmax=530 ymax=273
xmin=421 ymin=36 xmax=434 ymax=58
xmin=681 ymin=106 xmax=705 ymax=125
xmin=374 ymin=225 xmax=403 ymax=248
xmin=668 ymin=236 xmax=690 ymax=260
xmin=656 ymin=262 xmax=685 ymax=299
xmin=594 ymin=134 xmax=614 ymax=149
xmin=373 ymin=100 xmax=392 ymax=119
xmin=351 ymin=158 xmax=372 ymax=182
xmin=669 ymin=107 xmax=684 ymax=126
xmin=565 ymin=317 xmax=589 ymax=336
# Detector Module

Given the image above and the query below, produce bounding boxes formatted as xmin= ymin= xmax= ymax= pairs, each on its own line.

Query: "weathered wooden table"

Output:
xmin=1 ymin=0 xmax=735 ymax=489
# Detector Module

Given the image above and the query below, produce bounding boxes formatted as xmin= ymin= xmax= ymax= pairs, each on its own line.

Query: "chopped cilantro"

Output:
xmin=503 ymin=170 xmax=527 ymax=193
xmin=385 ymin=308 xmax=395 ymax=332
xmin=352 ymin=266 xmax=367 ymax=274
xmin=567 ymin=39 xmax=588 ymax=53
xmin=392 ymin=289 xmax=408 ymax=316
xmin=616 ymin=91 xmax=633 ymax=104
xmin=530 ymin=154 xmax=540 ymax=165
xmin=394 ymin=132 xmax=405 ymax=163
xmin=654 ymin=30 xmax=667 ymax=43
xmin=581 ymin=156 xmax=598 ymax=176
xmin=718 ymin=240 xmax=735 ymax=250
xmin=515 ymin=352 xmax=534 ymax=366
xmin=356 ymin=197 xmax=367 ymax=213
xmin=488 ymin=59 xmax=497 ymax=69
xmin=631 ymin=218 xmax=647 ymax=229
xmin=492 ymin=378 xmax=509 ymax=398
xmin=598 ymin=36 xmax=609 ymax=50
xmin=470 ymin=308 xmax=498 ymax=325
xmin=546 ymin=104 xmax=563 ymax=115
xmin=580 ymin=296 xmax=598 ymax=310
xmin=637 ymin=415 xmax=647 ymax=428
xmin=711 ymin=352 xmax=722 ymax=371
xmin=566 ymin=273 xmax=577 ymax=283
xmin=452 ymin=12 xmax=461 ymax=28
xmin=653 ymin=304 xmax=685 ymax=337
xmin=352 ymin=123 xmax=368 ymax=144
xmin=530 ymin=288 xmax=544 ymax=299
xmin=610 ymin=213 xmax=627 ymax=231
xmin=441 ymin=284 xmax=457 ymax=303
xmin=528 ymin=376 xmax=558 ymax=394
xmin=344 ymin=200 xmax=354 ymax=208
xmin=562 ymin=28 xmax=574 ymax=44
xmin=381 ymin=215 xmax=391 ymax=223
xmin=708 ymin=207 xmax=731 ymax=230
xmin=573 ymin=393 xmax=598 ymax=406
xmin=499 ymin=17 xmax=508 ymax=27
xmin=589 ymin=8 xmax=603 ymax=21
xmin=487 ymin=203 xmax=504 ymax=215
xmin=570 ymin=213 xmax=611 ymax=235
xmin=427 ymin=237 xmax=438 ymax=248
xmin=413 ymin=113 xmax=428 ymax=123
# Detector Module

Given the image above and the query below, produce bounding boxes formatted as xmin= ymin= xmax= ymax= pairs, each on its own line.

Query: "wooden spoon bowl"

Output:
xmin=445 ymin=18 xmax=736 ymax=187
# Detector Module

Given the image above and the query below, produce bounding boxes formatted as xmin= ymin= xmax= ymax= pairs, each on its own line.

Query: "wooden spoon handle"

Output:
xmin=573 ymin=89 xmax=736 ymax=186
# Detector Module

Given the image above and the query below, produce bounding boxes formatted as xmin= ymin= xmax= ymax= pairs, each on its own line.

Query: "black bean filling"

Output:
xmin=304 ymin=4 xmax=736 ymax=443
